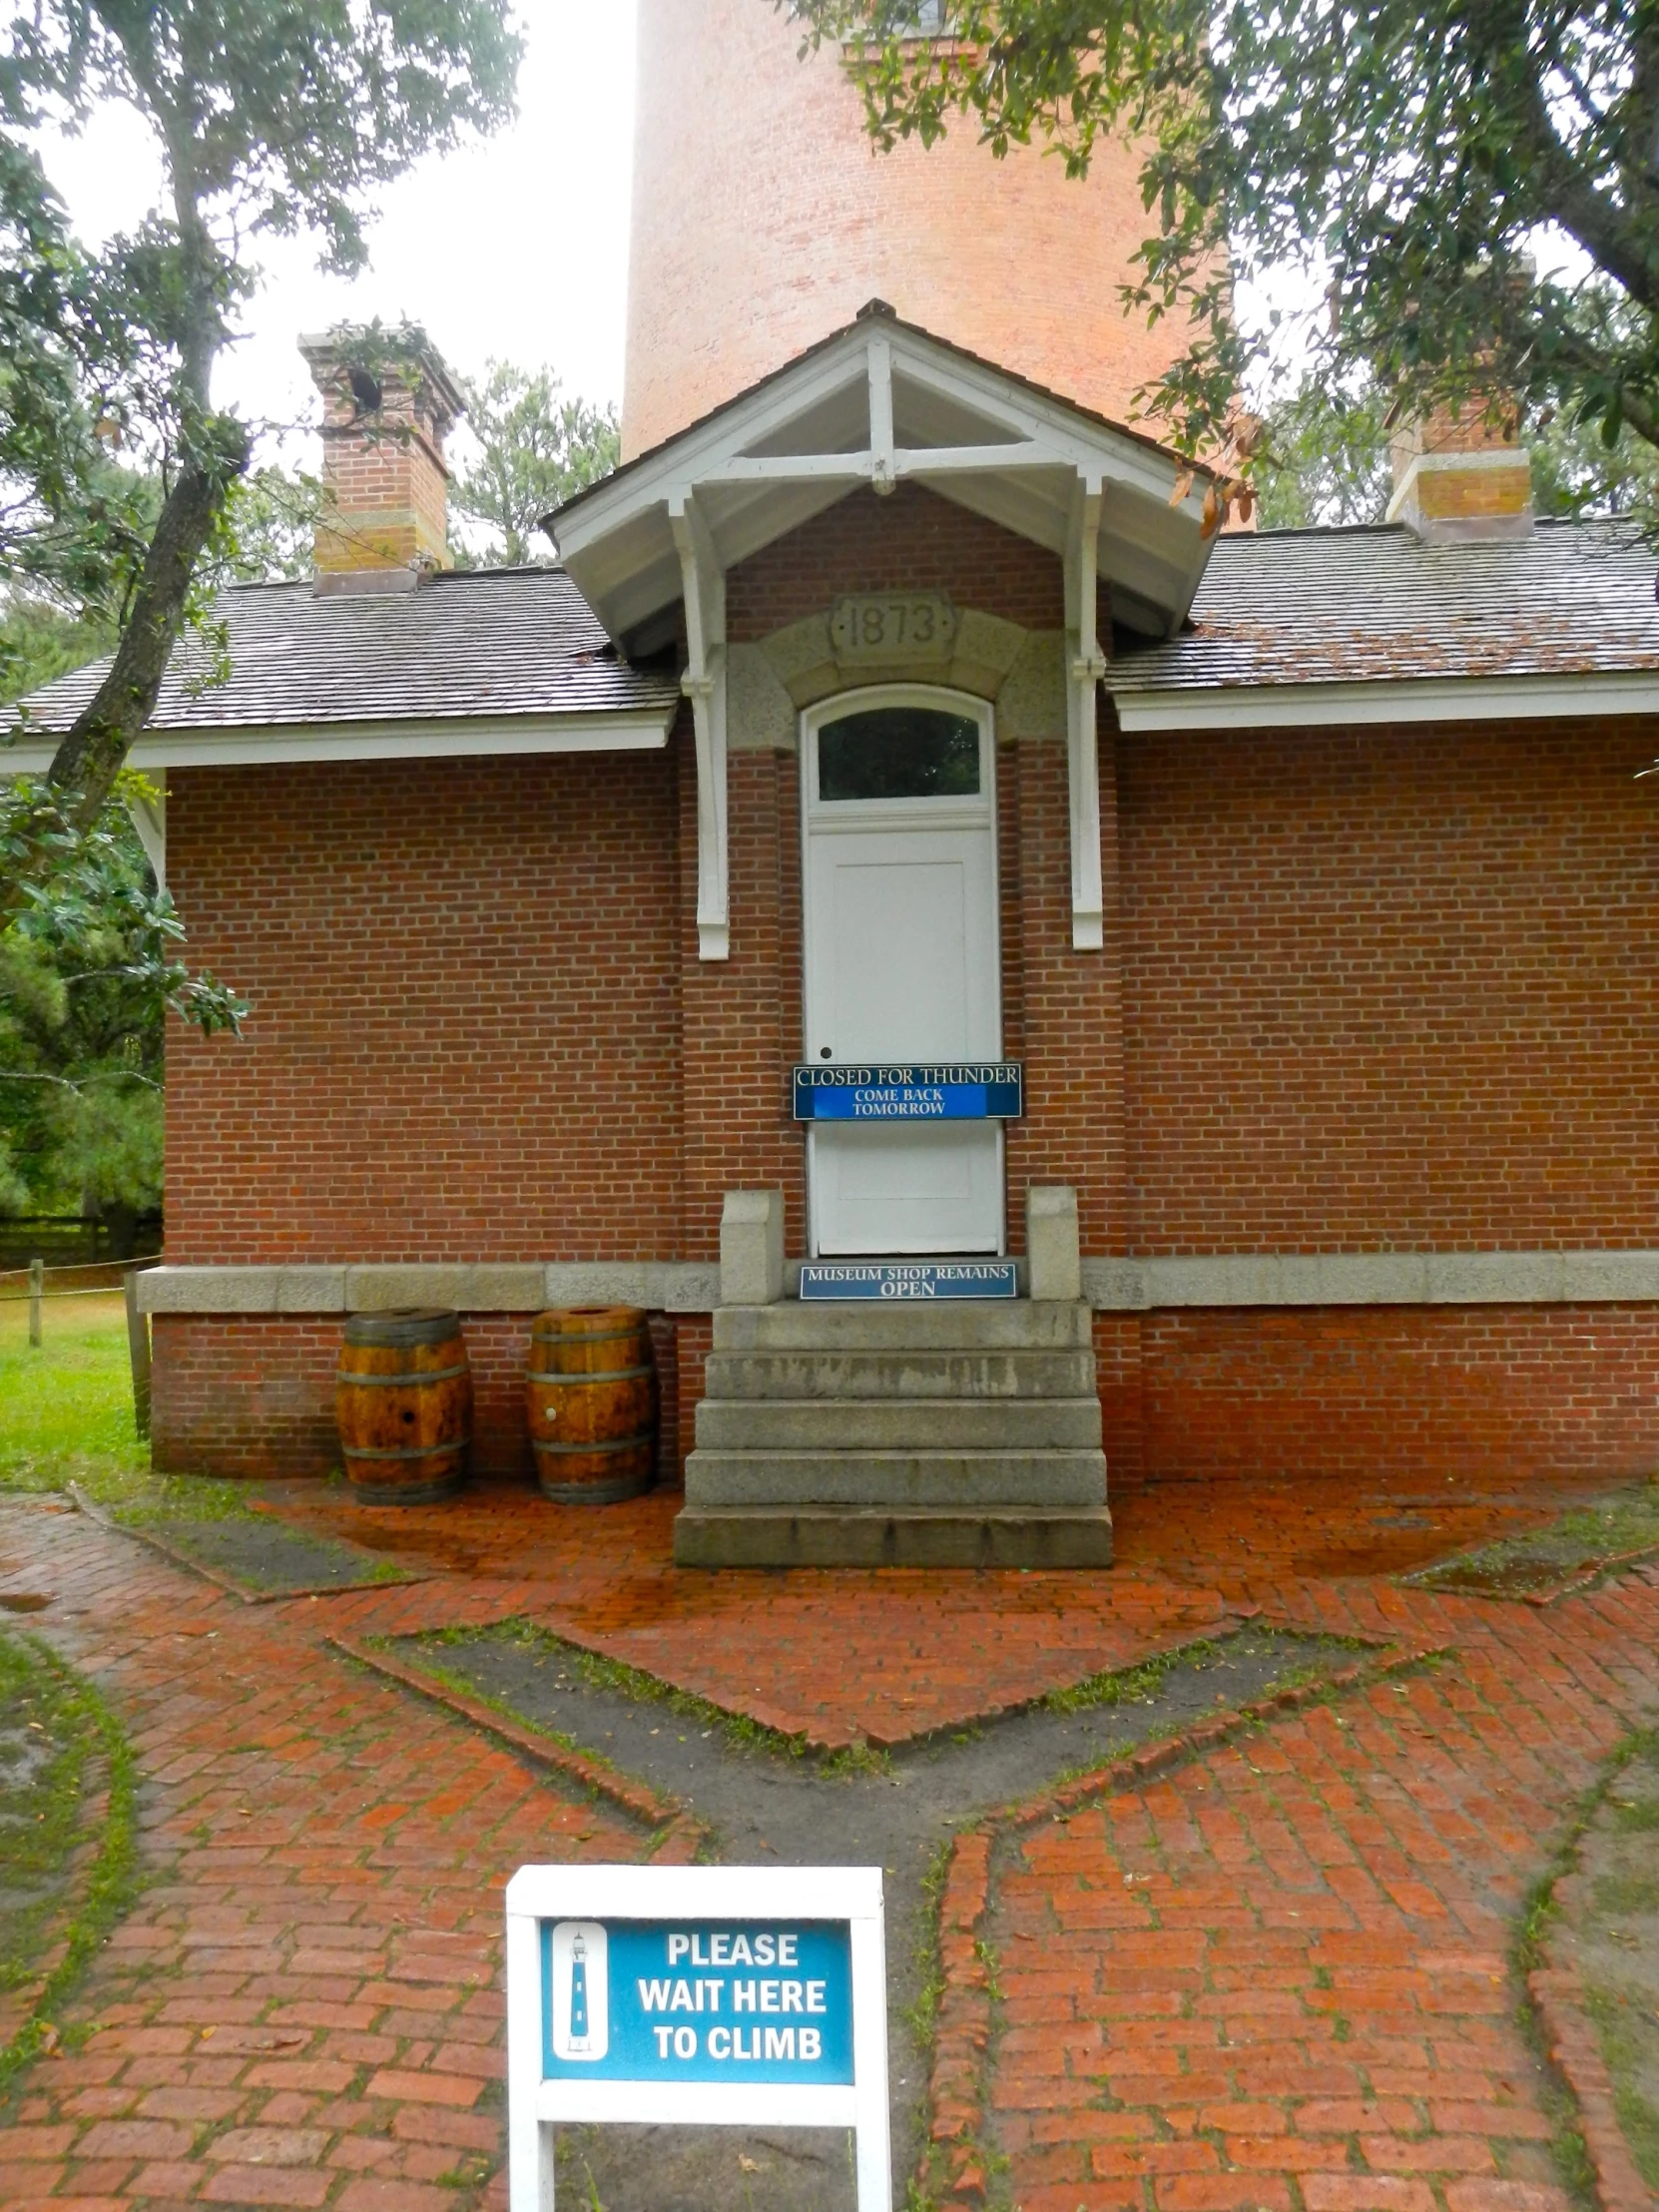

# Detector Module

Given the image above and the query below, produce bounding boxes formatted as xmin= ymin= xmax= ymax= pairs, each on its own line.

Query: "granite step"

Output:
xmin=702 ymin=1348 xmax=1099 ymax=1401
xmin=673 ymin=1504 xmax=1115 ymax=1571
xmin=684 ymin=1446 xmax=1108 ymax=1511
xmin=712 ymin=1300 xmax=1094 ymax=1355
xmin=694 ymin=1394 xmax=1104 ymax=1452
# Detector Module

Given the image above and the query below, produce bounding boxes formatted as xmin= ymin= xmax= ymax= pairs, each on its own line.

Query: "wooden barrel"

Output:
xmin=335 ymin=1310 xmax=471 ymax=1504
xmin=527 ymin=1307 xmax=657 ymax=1504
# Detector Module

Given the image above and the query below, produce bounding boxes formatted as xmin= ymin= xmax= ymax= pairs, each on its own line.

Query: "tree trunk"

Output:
xmin=0 ymin=433 xmax=247 ymax=915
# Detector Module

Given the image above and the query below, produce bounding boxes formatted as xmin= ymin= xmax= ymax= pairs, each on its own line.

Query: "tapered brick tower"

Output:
xmin=622 ymin=0 xmax=1184 ymax=458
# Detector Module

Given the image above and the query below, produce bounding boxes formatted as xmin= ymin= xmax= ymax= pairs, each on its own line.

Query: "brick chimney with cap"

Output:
xmin=300 ymin=328 xmax=464 ymax=592
xmin=1386 ymin=393 xmax=1534 ymax=542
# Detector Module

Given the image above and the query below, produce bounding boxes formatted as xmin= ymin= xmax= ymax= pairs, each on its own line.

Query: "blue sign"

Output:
xmin=793 ymin=1064 xmax=1023 ymax=1123
xmin=540 ymin=1921 xmax=855 ymax=2087
xmin=800 ymin=1262 xmax=1018 ymax=1302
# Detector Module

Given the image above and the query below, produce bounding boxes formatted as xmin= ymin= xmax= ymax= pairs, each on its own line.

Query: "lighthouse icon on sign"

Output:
xmin=550 ymin=1923 xmax=608 ymax=2063
xmin=568 ymin=1933 xmax=591 ymax=2050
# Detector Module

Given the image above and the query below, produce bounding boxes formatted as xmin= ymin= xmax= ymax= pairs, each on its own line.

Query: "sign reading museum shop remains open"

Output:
xmin=506 ymin=1866 xmax=891 ymax=2210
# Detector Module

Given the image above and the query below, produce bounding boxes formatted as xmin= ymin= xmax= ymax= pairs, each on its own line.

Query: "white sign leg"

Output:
xmin=507 ymin=1910 xmax=553 ymax=2212
xmin=850 ymin=1915 xmax=893 ymax=2212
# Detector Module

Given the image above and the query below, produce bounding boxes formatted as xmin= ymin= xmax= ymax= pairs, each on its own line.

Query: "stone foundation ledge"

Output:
xmin=138 ymin=1261 xmax=721 ymax=1317
xmin=1086 ymin=1250 xmax=1659 ymax=1309
xmin=138 ymin=1250 xmax=1659 ymax=1316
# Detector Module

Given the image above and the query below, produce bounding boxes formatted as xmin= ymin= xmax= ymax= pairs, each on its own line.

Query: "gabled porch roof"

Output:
xmin=549 ymin=299 xmax=1217 ymax=650
xmin=547 ymin=303 xmax=1218 ymax=960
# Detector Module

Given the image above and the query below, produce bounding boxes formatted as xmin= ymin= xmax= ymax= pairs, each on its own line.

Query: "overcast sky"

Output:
xmin=36 ymin=0 xmax=639 ymax=468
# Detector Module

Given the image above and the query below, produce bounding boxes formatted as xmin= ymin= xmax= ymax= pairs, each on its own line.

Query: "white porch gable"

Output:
xmin=548 ymin=302 xmax=1220 ymax=959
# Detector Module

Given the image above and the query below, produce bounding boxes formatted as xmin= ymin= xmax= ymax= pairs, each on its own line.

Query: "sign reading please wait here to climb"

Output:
xmin=542 ymin=1920 xmax=852 ymax=2080
xmin=506 ymin=1866 xmax=892 ymax=2210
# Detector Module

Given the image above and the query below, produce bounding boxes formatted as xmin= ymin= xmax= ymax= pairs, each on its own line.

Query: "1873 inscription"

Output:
xmin=830 ymin=593 xmax=958 ymax=667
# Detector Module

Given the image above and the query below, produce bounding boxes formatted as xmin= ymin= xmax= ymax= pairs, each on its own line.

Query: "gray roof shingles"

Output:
xmin=1106 ymin=517 xmax=1659 ymax=696
xmin=4 ymin=566 xmax=682 ymax=733
xmin=9 ymin=517 xmax=1655 ymax=739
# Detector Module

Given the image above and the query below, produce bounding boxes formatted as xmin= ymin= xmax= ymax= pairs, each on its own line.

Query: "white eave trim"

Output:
xmin=1108 ymin=669 xmax=1659 ymax=733
xmin=0 ymin=709 xmax=678 ymax=773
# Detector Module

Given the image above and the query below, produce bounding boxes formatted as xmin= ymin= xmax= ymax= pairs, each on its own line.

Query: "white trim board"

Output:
xmin=140 ymin=1252 xmax=1659 ymax=1315
xmin=0 ymin=710 xmax=676 ymax=775
xmin=1109 ymin=670 xmax=1659 ymax=734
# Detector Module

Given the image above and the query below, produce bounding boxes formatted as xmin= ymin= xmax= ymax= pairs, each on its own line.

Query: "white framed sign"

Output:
xmin=505 ymin=1865 xmax=891 ymax=2212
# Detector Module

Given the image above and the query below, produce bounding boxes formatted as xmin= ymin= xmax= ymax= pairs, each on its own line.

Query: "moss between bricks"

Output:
xmin=1407 ymin=1478 xmax=1659 ymax=1599
xmin=0 ymin=1631 xmax=141 ymax=2105
xmin=1511 ymin=1725 xmax=1659 ymax=2209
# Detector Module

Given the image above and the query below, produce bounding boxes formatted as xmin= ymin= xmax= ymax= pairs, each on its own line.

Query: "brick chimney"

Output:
xmin=300 ymin=329 xmax=464 ymax=592
xmin=1386 ymin=394 xmax=1534 ymax=542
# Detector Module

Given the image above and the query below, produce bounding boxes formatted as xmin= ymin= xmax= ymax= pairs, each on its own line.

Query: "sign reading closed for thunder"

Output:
xmin=506 ymin=1866 xmax=892 ymax=2211
xmin=792 ymin=1062 xmax=1024 ymax=1122
xmin=542 ymin=1919 xmax=854 ymax=2082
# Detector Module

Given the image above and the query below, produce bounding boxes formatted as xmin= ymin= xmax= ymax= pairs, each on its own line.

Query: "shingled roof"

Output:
xmin=1106 ymin=518 xmax=1659 ymax=722
xmin=3 ymin=565 xmax=681 ymax=738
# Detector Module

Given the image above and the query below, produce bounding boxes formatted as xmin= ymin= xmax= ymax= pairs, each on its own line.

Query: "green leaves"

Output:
xmin=782 ymin=0 xmax=1659 ymax=494
xmin=1254 ymin=364 xmax=1659 ymax=527
xmin=0 ymin=772 xmax=246 ymax=1210
xmin=452 ymin=362 xmax=620 ymax=569
xmin=0 ymin=0 xmax=523 ymax=906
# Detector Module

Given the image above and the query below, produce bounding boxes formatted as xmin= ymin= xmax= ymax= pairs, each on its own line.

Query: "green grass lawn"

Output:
xmin=0 ymin=1295 xmax=247 ymax=1517
xmin=0 ymin=1295 xmax=147 ymax=1501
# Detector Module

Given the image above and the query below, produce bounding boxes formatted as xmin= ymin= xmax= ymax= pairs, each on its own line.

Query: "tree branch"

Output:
xmin=40 ymin=433 xmax=243 ymax=827
xmin=0 ymin=1067 xmax=161 ymax=1094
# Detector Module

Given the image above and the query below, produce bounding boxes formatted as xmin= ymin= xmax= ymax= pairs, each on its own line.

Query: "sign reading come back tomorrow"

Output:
xmin=506 ymin=1866 xmax=891 ymax=2210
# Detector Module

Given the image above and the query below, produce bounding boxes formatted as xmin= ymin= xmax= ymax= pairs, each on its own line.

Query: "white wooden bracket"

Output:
xmin=1064 ymin=473 xmax=1107 ymax=952
xmin=127 ymin=786 xmax=167 ymax=889
xmin=670 ymin=489 xmax=730 ymax=961
xmin=868 ymin=333 xmax=896 ymax=498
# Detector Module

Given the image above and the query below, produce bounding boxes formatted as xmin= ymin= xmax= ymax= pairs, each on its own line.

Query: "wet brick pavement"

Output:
xmin=0 ymin=1467 xmax=1653 ymax=2212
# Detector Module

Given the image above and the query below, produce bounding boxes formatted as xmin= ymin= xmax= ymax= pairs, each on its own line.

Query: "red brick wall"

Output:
xmin=728 ymin=484 xmax=1063 ymax=640
xmin=1118 ymin=712 xmax=1659 ymax=1253
xmin=165 ymin=752 xmax=682 ymax=1264
xmin=153 ymin=1312 xmax=693 ymax=1488
xmin=678 ymin=731 xmax=808 ymax=1263
xmin=1099 ymin=1307 xmax=1659 ymax=1491
xmin=1000 ymin=722 xmax=1126 ymax=1256
xmin=624 ymin=0 xmax=1191 ymax=454
xmin=154 ymin=492 xmax=1659 ymax=1498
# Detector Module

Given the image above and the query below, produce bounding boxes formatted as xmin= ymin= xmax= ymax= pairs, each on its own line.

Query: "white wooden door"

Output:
xmin=803 ymin=692 xmax=1003 ymax=1257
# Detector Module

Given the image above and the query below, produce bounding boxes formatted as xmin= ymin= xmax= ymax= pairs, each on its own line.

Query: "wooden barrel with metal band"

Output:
xmin=527 ymin=1307 xmax=658 ymax=1504
xmin=335 ymin=1309 xmax=471 ymax=1504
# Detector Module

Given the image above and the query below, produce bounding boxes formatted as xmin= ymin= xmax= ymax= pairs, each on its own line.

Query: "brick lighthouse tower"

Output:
xmin=622 ymin=0 xmax=1181 ymax=458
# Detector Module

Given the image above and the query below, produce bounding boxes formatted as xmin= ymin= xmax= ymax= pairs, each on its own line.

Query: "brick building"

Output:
xmin=9 ymin=27 xmax=1659 ymax=1565
xmin=623 ymin=0 xmax=1186 ymax=457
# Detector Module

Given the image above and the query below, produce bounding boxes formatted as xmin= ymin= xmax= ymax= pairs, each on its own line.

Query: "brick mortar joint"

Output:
xmin=918 ymin=1632 xmax=1450 ymax=2205
xmin=323 ymin=1631 xmax=710 ymax=1847
xmin=1527 ymin=1953 xmax=1650 ymax=2212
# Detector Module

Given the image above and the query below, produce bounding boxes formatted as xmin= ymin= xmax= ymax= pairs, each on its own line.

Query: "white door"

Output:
xmin=803 ymin=690 xmax=1003 ymax=1257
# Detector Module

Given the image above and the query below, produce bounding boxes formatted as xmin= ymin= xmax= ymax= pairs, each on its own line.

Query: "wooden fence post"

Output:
xmin=124 ymin=1268 xmax=152 ymax=1440
xmin=28 ymin=1257 xmax=43 ymax=1350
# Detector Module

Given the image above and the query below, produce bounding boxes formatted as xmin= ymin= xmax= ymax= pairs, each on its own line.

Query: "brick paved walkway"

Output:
xmin=963 ymin=1567 xmax=1659 ymax=2212
xmin=0 ymin=1470 xmax=1653 ymax=2212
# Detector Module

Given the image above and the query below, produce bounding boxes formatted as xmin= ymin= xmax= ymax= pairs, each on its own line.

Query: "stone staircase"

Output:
xmin=675 ymin=1296 xmax=1111 ymax=1568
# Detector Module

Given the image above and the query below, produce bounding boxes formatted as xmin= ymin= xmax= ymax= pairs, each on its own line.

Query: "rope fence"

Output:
xmin=5 ymin=1254 xmax=159 ymax=1436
